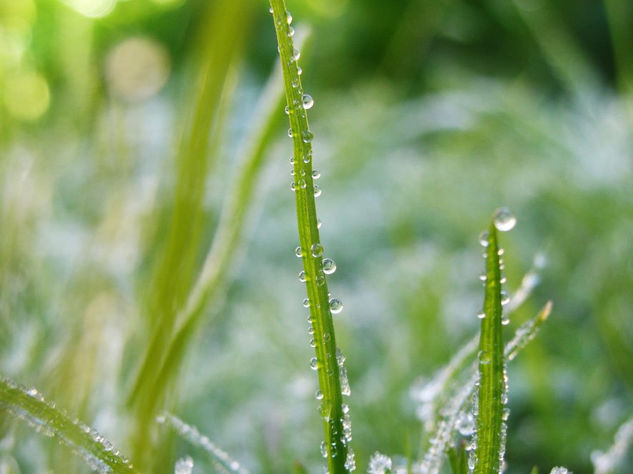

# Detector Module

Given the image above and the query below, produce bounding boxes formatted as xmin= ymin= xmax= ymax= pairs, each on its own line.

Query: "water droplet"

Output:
xmin=291 ymin=78 xmax=299 ymax=89
xmin=479 ymin=231 xmax=489 ymax=247
xmin=298 ymin=271 xmax=307 ymax=283
xmin=477 ymin=312 xmax=485 ymax=319
xmin=302 ymin=94 xmax=314 ymax=110
xmin=310 ymin=357 xmax=318 ymax=370
xmin=303 ymin=150 xmax=312 ymax=163
xmin=286 ymin=10 xmax=293 ymax=24
xmin=501 ymin=317 xmax=510 ymax=326
xmin=268 ymin=6 xmax=273 ymax=13
xmin=342 ymin=403 xmax=350 ymax=414
xmin=344 ymin=448 xmax=356 ymax=472
xmin=368 ymin=452 xmax=392 ymax=474
xmin=478 ymin=350 xmax=492 ymax=365
xmin=303 ymin=298 xmax=310 ymax=308
xmin=322 ymin=258 xmax=336 ymax=274
xmin=302 ymin=130 xmax=314 ymax=143
xmin=298 ymin=178 xmax=307 ymax=189
xmin=336 ymin=347 xmax=346 ymax=366
xmin=312 ymin=169 xmax=321 ymax=179
xmin=290 ymin=182 xmax=296 ymax=192
xmin=501 ymin=290 xmax=510 ymax=305
xmin=315 ymin=390 xmax=324 ymax=400
xmin=329 ymin=298 xmax=343 ymax=314
xmin=295 ymin=246 xmax=303 ymax=258
xmin=479 ymin=273 xmax=487 ymax=282
xmin=500 ymin=276 xmax=507 ymax=284
xmin=317 ymin=219 xmax=322 ymax=229
xmin=174 ymin=456 xmax=194 ymax=474
xmin=316 ymin=273 xmax=326 ymax=286
xmin=297 ymin=66 xmax=303 ymax=75
xmin=494 ymin=207 xmax=516 ymax=232
xmin=311 ymin=243 xmax=324 ymax=257
xmin=314 ymin=185 xmax=322 ymax=197
xmin=287 ymin=26 xmax=295 ymax=37
xmin=288 ymin=128 xmax=293 ymax=138
xmin=291 ymin=48 xmax=300 ymax=61
xmin=309 ymin=338 xmax=316 ymax=347
xmin=498 ymin=248 xmax=505 ymax=256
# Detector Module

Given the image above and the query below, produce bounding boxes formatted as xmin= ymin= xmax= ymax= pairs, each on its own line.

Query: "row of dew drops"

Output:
xmin=270 ymin=4 xmax=355 ymax=472
xmin=466 ymin=207 xmax=516 ymax=473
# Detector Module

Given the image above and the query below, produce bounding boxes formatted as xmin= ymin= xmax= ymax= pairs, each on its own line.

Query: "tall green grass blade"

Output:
xmin=591 ymin=415 xmax=633 ymax=474
xmin=0 ymin=377 xmax=135 ymax=473
xmin=158 ymin=412 xmax=247 ymax=474
xmin=473 ymin=223 xmax=506 ymax=473
xmin=268 ymin=1 xmax=351 ymax=472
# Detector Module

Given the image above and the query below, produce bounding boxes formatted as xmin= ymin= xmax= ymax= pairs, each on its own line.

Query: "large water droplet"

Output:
xmin=322 ymin=258 xmax=336 ymax=274
xmin=311 ymin=243 xmax=324 ymax=257
xmin=302 ymin=94 xmax=314 ymax=110
xmin=302 ymin=130 xmax=314 ymax=143
xmin=494 ymin=207 xmax=516 ymax=232
xmin=329 ymin=298 xmax=343 ymax=314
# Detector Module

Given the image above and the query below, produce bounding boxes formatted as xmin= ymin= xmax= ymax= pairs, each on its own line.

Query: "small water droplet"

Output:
xmin=303 ymin=298 xmax=310 ymax=308
xmin=302 ymin=94 xmax=314 ymax=110
xmin=174 ymin=456 xmax=194 ymax=474
xmin=315 ymin=390 xmax=324 ymax=400
xmin=316 ymin=273 xmax=326 ymax=286
xmin=329 ymin=298 xmax=343 ymax=314
xmin=311 ymin=243 xmax=324 ymax=257
xmin=312 ymin=169 xmax=321 ymax=179
xmin=284 ymin=105 xmax=290 ymax=115
xmin=295 ymin=246 xmax=303 ymax=258
xmin=291 ymin=78 xmax=299 ymax=89
xmin=303 ymin=150 xmax=312 ymax=163
xmin=501 ymin=290 xmax=510 ymax=305
xmin=302 ymin=130 xmax=314 ymax=143
xmin=291 ymin=48 xmax=300 ymax=61
xmin=288 ymin=128 xmax=293 ymax=138
xmin=287 ymin=26 xmax=295 ymax=37
xmin=322 ymin=258 xmax=336 ymax=274
xmin=336 ymin=347 xmax=346 ymax=366
xmin=498 ymin=248 xmax=505 ymax=256
xmin=502 ymin=317 xmax=510 ymax=326
xmin=317 ymin=219 xmax=322 ymax=229
xmin=479 ymin=231 xmax=489 ymax=247
xmin=479 ymin=350 xmax=492 ymax=365
xmin=309 ymin=338 xmax=316 ymax=347
xmin=479 ymin=273 xmax=487 ymax=282
xmin=477 ymin=312 xmax=485 ymax=319
xmin=298 ymin=178 xmax=307 ymax=189
xmin=298 ymin=271 xmax=307 ymax=283
xmin=314 ymin=185 xmax=322 ymax=197
xmin=290 ymin=182 xmax=296 ymax=192
xmin=297 ymin=66 xmax=303 ymax=75
xmin=494 ymin=207 xmax=516 ymax=232
xmin=310 ymin=357 xmax=318 ymax=370
xmin=286 ymin=10 xmax=293 ymax=24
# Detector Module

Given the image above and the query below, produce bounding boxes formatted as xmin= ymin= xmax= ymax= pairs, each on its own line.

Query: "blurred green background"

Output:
xmin=1 ymin=0 xmax=632 ymax=472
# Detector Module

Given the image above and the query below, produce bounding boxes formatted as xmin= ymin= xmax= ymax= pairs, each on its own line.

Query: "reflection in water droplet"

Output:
xmin=494 ymin=207 xmax=516 ymax=232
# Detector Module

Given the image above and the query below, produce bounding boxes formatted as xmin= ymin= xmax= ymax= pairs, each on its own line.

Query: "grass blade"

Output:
xmin=473 ymin=223 xmax=506 ymax=473
xmin=268 ymin=1 xmax=350 ymax=472
xmin=158 ymin=412 xmax=247 ymax=474
xmin=0 ymin=377 xmax=135 ymax=473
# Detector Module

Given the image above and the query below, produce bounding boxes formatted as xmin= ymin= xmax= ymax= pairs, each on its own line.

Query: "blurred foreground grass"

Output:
xmin=1 ymin=0 xmax=632 ymax=472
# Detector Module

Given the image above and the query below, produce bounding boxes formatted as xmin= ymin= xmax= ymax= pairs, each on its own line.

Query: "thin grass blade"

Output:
xmin=268 ymin=1 xmax=350 ymax=471
xmin=0 ymin=377 xmax=135 ymax=473
xmin=473 ymin=223 xmax=506 ymax=473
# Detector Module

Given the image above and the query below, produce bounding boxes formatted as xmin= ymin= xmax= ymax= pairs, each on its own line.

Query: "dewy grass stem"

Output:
xmin=269 ymin=1 xmax=349 ymax=472
xmin=474 ymin=224 xmax=506 ymax=473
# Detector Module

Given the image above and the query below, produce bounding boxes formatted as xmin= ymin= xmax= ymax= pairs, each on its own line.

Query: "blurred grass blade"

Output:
xmin=269 ymin=1 xmax=351 ymax=471
xmin=0 ymin=377 xmax=135 ymax=474
xmin=473 ymin=224 xmax=506 ymax=473
xmin=505 ymin=301 xmax=552 ymax=361
xmin=158 ymin=412 xmax=248 ymax=474
xmin=591 ymin=415 xmax=633 ymax=474
xmin=144 ymin=26 xmax=311 ymax=414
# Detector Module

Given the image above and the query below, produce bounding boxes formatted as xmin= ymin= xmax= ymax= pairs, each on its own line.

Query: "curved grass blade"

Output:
xmin=268 ymin=1 xmax=350 ymax=471
xmin=158 ymin=412 xmax=248 ymax=474
xmin=473 ymin=223 xmax=506 ymax=473
xmin=0 ymin=377 xmax=135 ymax=473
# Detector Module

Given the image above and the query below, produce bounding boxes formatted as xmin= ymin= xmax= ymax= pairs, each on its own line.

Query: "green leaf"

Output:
xmin=268 ymin=1 xmax=351 ymax=472
xmin=0 ymin=377 xmax=135 ymax=473
xmin=474 ymin=223 xmax=506 ymax=473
